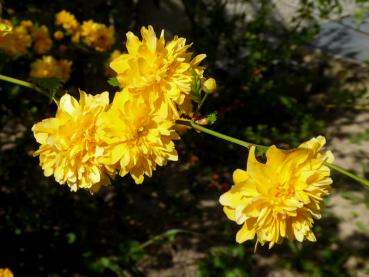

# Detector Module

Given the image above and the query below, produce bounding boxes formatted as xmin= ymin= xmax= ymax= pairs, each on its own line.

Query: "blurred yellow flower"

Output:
xmin=0 ymin=25 xmax=31 ymax=56
xmin=0 ymin=268 xmax=13 ymax=277
xmin=20 ymin=20 xmax=33 ymax=30
xmin=55 ymin=10 xmax=79 ymax=34
xmin=54 ymin=30 xmax=64 ymax=41
xmin=0 ymin=19 xmax=13 ymax=37
xmin=31 ymin=25 xmax=53 ymax=54
xmin=81 ymin=20 xmax=115 ymax=52
xmin=6 ymin=8 xmax=15 ymax=15
xmin=97 ymin=91 xmax=179 ymax=184
xmin=30 ymin=56 xmax=72 ymax=82
xmin=219 ymin=136 xmax=334 ymax=249
xmin=110 ymin=26 xmax=206 ymax=118
xmin=71 ymin=28 xmax=81 ymax=43
xmin=32 ymin=92 xmax=112 ymax=192
xmin=58 ymin=59 xmax=73 ymax=81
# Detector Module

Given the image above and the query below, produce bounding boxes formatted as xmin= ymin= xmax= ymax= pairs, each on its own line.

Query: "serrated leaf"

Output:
xmin=192 ymin=93 xmax=201 ymax=104
xmin=107 ymin=77 xmax=121 ymax=88
xmin=206 ymin=112 xmax=217 ymax=125
xmin=30 ymin=77 xmax=63 ymax=100
xmin=30 ymin=77 xmax=62 ymax=91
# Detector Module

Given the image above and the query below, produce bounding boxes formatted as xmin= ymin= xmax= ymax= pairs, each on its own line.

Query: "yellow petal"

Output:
xmin=223 ymin=207 xmax=236 ymax=221
xmin=219 ymin=189 xmax=243 ymax=207
xmin=59 ymin=94 xmax=79 ymax=115
xmin=236 ymin=224 xmax=255 ymax=243
xmin=233 ymin=169 xmax=248 ymax=184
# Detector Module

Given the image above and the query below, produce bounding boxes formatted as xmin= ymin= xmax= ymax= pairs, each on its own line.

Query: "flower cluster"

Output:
xmin=31 ymin=25 xmax=335 ymax=250
xmin=0 ymin=20 xmax=54 ymax=56
xmin=0 ymin=21 xmax=32 ymax=56
xmin=30 ymin=25 xmax=53 ymax=54
xmin=81 ymin=20 xmax=115 ymax=52
xmin=219 ymin=136 xmax=334 ymax=248
xmin=0 ymin=9 xmax=116 ymax=87
xmin=30 ymin=56 xmax=72 ymax=81
xmin=55 ymin=10 xmax=79 ymax=35
xmin=33 ymin=26 xmax=208 ymax=192
xmin=55 ymin=10 xmax=115 ymax=52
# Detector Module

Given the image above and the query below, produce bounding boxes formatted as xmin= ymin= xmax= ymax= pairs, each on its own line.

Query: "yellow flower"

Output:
xmin=81 ymin=20 xmax=115 ymax=52
xmin=30 ymin=56 xmax=61 ymax=79
xmin=0 ymin=25 xmax=31 ymax=56
xmin=110 ymin=26 xmax=206 ymax=118
xmin=97 ymin=91 xmax=179 ymax=184
xmin=0 ymin=268 xmax=13 ymax=277
xmin=32 ymin=92 xmax=112 ymax=192
xmin=30 ymin=56 xmax=72 ymax=82
xmin=55 ymin=10 xmax=79 ymax=34
xmin=31 ymin=25 xmax=53 ymax=54
xmin=54 ymin=30 xmax=64 ymax=41
xmin=219 ymin=136 xmax=334 ymax=249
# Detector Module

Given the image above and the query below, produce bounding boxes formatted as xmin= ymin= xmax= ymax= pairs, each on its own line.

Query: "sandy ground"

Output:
xmin=327 ymin=111 xmax=369 ymax=277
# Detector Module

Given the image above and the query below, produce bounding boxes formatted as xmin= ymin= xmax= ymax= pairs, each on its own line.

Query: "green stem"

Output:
xmin=326 ymin=163 xmax=369 ymax=187
xmin=0 ymin=74 xmax=49 ymax=97
xmin=177 ymin=119 xmax=369 ymax=188
xmin=197 ymin=93 xmax=208 ymax=112
xmin=177 ymin=120 xmax=267 ymax=149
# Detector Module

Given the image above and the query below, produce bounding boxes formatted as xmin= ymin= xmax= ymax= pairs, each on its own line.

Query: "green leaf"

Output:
xmin=107 ymin=77 xmax=121 ymax=88
xmin=29 ymin=77 xmax=63 ymax=100
xmin=119 ymin=240 xmax=145 ymax=263
xmin=11 ymin=16 xmax=20 ymax=26
xmin=191 ymin=70 xmax=202 ymax=104
xmin=206 ymin=112 xmax=217 ymax=125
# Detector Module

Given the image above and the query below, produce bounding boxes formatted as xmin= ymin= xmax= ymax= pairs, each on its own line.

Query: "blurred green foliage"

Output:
xmin=196 ymin=245 xmax=253 ymax=277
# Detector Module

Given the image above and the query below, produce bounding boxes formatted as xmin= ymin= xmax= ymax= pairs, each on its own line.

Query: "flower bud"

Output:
xmin=54 ymin=31 xmax=64 ymax=41
xmin=202 ymin=78 xmax=216 ymax=94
